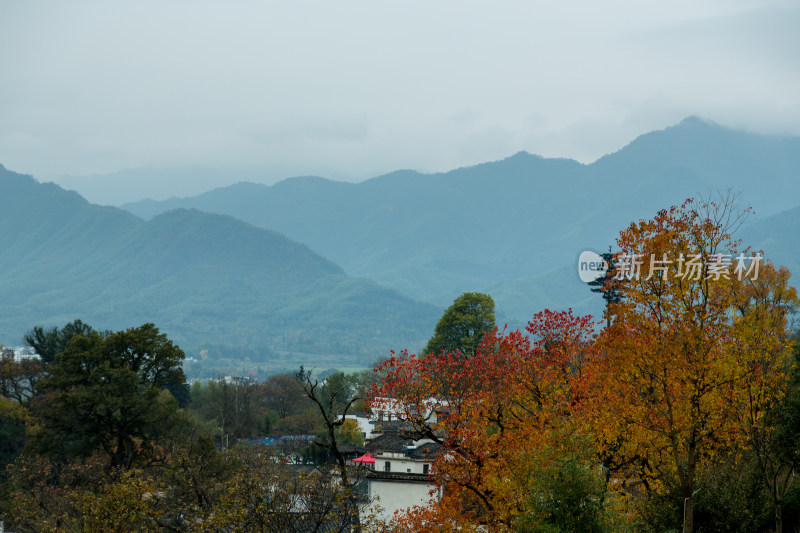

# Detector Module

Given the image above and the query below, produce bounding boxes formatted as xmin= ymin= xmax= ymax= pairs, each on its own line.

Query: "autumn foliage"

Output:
xmin=583 ymin=198 xmax=798 ymax=532
xmin=371 ymin=309 xmax=605 ymax=531
xmin=371 ymin=197 xmax=798 ymax=533
xmin=0 ymin=198 xmax=797 ymax=533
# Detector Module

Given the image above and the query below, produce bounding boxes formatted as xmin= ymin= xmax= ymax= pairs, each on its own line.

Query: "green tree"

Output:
xmin=763 ymin=334 xmax=800 ymax=532
xmin=517 ymin=450 xmax=610 ymax=533
xmin=23 ymin=319 xmax=97 ymax=365
xmin=190 ymin=377 xmax=260 ymax=444
xmin=33 ymin=323 xmax=186 ymax=468
xmin=587 ymin=247 xmax=621 ymax=329
xmin=424 ymin=292 xmax=496 ymax=357
xmin=260 ymin=372 xmax=307 ymax=419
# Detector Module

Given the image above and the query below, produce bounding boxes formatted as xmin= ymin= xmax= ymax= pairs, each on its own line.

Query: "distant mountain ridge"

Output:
xmin=122 ymin=117 xmax=800 ymax=321
xmin=3 ymin=117 xmax=797 ymax=371
xmin=741 ymin=205 xmax=800 ymax=276
xmin=0 ymin=166 xmax=440 ymax=364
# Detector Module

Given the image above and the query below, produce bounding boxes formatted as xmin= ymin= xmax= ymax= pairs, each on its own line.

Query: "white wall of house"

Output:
xmin=367 ymin=479 xmax=437 ymax=521
xmin=370 ymin=397 xmax=447 ymax=425
xmin=376 ymin=456 xmax=430 ymax=474
xmin=3 ymin=346 xmax=39 ymax=361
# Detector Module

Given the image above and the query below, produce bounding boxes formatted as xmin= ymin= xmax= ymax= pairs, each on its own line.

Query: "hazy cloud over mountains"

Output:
xmin=1 ymin=0 xmax=798 ymax=188
xmin=1 ymin=119 xmax=798 ymax=365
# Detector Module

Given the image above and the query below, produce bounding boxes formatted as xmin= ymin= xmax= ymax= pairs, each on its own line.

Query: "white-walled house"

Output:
xmin=370 ymin=396 xmax=446 ymax=427
xmin=357 ymin=426 xmax=443 ymax=521
xmin=366 ymin=470 xmax=439 ymax=520
xmin=2 ymin=346 xmax=39 ymax=361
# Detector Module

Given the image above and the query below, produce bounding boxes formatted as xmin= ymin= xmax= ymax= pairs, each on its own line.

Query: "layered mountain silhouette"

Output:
xmin=122 ymin=117 xmax=800 ymax=323
xmin=0 ymin=165 xmax=439 ymax=363
xmin=4 ymin=117 xmax=798 ymax=367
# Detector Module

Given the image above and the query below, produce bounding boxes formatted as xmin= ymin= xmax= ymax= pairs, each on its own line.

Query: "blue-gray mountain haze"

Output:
xmin=2 ymin=118 xmax=798 ymax=368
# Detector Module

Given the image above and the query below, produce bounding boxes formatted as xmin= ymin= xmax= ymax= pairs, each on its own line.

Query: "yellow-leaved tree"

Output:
xmin=585 ymin=197 xmax=797 ymax=533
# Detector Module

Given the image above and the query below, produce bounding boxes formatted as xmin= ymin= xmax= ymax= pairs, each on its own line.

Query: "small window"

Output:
xmin=407 ymin=468 xmax=411 ymax=473
xmin=423 ymin=464 xmax=429 ymax=474
xmin=384 ymin=461 xmax=391 ymax=472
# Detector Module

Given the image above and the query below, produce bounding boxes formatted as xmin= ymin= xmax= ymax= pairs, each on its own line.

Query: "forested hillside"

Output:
xmin=0 ymin=165 xmax=439 ymax=365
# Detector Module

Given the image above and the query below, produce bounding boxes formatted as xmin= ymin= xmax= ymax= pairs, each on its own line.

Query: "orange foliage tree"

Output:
xmin=585 ymin=197 xmax=797 ymax=533
xmin=370 ymin=309 xmax=607 ymax=532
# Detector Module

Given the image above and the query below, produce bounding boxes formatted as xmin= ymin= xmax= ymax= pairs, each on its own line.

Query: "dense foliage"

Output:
xmin=370 ymin=198 xmax=800 ymax=533
xmin=1 ymin=197 xmax=799 ymax=533
xmin=0 ymin=322 xmax=381 ymax=532
xmin=424 ymin=292 xmax=496 ymax=357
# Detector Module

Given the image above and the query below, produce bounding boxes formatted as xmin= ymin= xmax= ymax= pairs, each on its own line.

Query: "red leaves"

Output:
xmin=369 ymin=309 xmax=599 ymax=530
xmin=371 ymin=197 xmax=796 ymax=532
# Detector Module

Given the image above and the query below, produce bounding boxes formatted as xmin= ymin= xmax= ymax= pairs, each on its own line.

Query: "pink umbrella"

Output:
xmin=352 ymin=453 xmax=376 ymax=464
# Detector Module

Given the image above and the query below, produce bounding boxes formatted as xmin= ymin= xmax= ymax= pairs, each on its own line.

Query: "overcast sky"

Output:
xmin=1 ymin=0 xmax=798 ymax=190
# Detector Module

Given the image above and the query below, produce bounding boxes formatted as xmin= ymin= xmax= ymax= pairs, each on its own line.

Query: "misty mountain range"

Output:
xmin=1 ymin=117 xmax=799 ymax=368
xmin=121 ymin=117 xmax=800 ymax=320
xmin=0 ymin=169 xmax=438 ymax=366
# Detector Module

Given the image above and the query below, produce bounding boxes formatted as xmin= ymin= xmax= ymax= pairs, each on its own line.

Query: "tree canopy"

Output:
xmin=373 ymin=309 xmax=606 ymax=531
xmin=371 ymin=197 xmax=799 ymax=533
xmin=424 ymin=292 xmax=495 ymax=357
xmin=24 ymin=319 xmax=97 ymax=365
xmin=34 ymin=323 xmax=186 ymax=468
xmin=586 ymin=197 xmax=798 ymax=533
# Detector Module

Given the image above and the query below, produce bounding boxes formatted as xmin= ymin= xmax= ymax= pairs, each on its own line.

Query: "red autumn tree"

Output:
xmin=371 ymin=309 xmax=606 ymax=532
